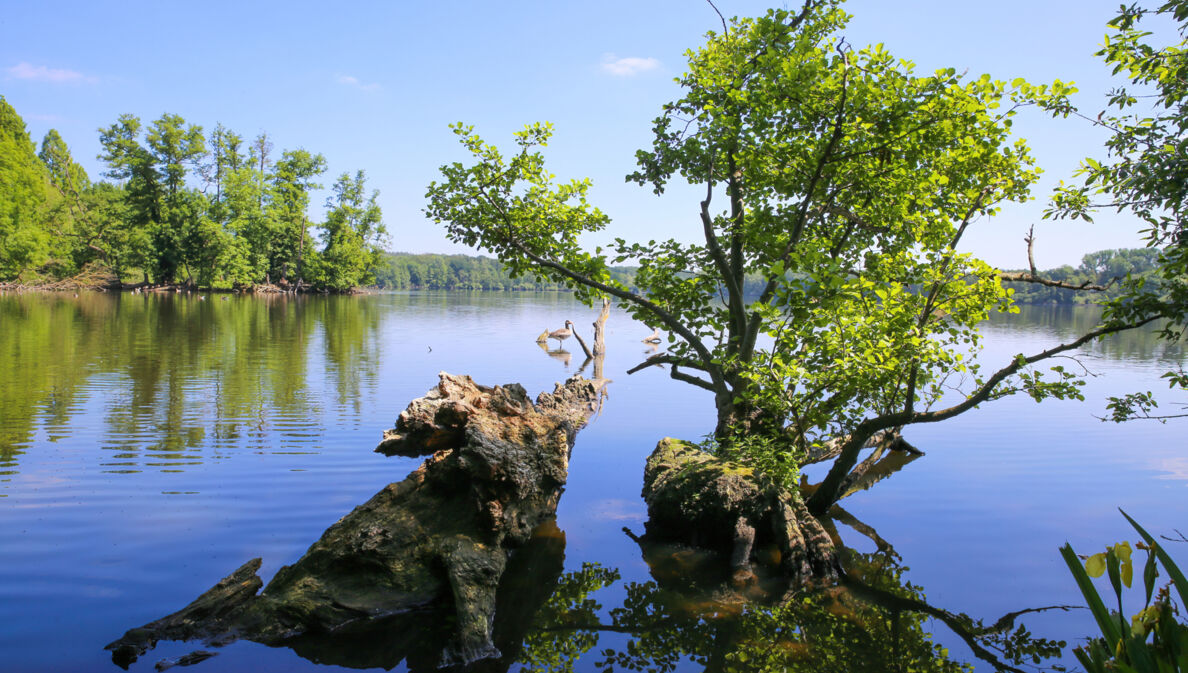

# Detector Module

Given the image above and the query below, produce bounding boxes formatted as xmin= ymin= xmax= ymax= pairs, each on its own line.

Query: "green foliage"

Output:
xmin=318 ymin=170 xmax=386 ymax=291
xmin=426 ymin=2 xmax=1100 ymax=513
xmin=0 ymin=97 xmax=384 ymax=291
xmin=1045 ymin=1 xmax=1188 ymax=422
xmin=426 ymin=122 xmax=616 ymax=304
xmin=0 ymin=96 xmax=56 ymax=280
xmin=699 ymin=430 xmax=801 ymax=490
xmin=1060 ymin=511 xmax=1188 ymax=672
xmin=268 ymin=148 xmax=327 ymax=283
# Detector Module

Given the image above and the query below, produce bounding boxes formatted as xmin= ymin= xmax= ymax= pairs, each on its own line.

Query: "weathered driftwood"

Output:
xmin=108 ymin=373 xmax=605 ymax=670
xmin=592 ymin=298 xmax=610 ymax=358
xmin=640 ymin=438 xmax=841 ymax=587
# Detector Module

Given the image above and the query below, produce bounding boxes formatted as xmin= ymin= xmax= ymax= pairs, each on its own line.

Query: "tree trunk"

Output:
xmin=641 ymin=438 xmax=840 ymax=586
xmin=296 ymin=215 xmax=306 ymax=283
xmin=592 ymin=298 xmax=609 ymax=357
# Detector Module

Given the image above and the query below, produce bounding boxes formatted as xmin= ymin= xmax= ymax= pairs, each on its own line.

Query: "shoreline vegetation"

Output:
xmin=0 ymin=246 xmax=1163 ymax=304
xmin=2 ymin=95 xmax=1163 ymax=300
xmin=2 ymin=96 xmax=385 ymax=293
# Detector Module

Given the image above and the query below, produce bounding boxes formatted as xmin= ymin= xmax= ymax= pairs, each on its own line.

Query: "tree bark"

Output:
xmin=592 ymin=298 xmax=609 ymax=357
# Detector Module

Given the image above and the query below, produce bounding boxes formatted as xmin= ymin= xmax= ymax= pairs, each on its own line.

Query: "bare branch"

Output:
xmin=998 ymin=271 xmax=1119 ymax=292
xmin=626 ymin=353 xmax=710 ymax=375
xmin=704 ymin=0 xmax=728 ymax=33
xmin=999 ymin=226 xmax=1119 ymax=291
xmin=1025 ymin=224 xmax=1038 ymax=277
xmin=670 ymin=366 xmax=717 ymax=392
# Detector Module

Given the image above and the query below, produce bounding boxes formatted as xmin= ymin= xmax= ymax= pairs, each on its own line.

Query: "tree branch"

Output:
xmin=699 ymin=176 xmax=748 ymax=349
xmin=466 ymin=178 xmax=729 ymax=396
xmin=810 ymin=316 xmax=1159 ymax=514
xmin=997 ymin=271 xmax=1119 ymax=292
xmin=670 ymin=366 xmax=717 ymax=392
xmin=626 ymin=353 xmax=710 ymax=375
xmin=998 ymin=226 xmax=1119 ymax=291
xmin=1025 ymin=224 xmax=1037 ymax=277
xmin=904 ymin=186 xmax=993 ymax=414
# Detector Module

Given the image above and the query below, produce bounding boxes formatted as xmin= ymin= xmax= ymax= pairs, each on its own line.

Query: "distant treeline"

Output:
xmin=373 ymin=252 xmax=637 ymax=291
xmin=373 ymin=248 xmax=1164 ymax=301
xmin=1002 ymin=247 xmax=1163 ymax=304
xmin=0 ymin=96 xmax=383 ymax=291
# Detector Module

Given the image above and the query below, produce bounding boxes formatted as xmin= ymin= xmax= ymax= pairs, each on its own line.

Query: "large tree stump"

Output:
xmin=640 ymin=438 xmax=840 ymax=587
xmin=108 ymin=373 xmax=606 ymax=670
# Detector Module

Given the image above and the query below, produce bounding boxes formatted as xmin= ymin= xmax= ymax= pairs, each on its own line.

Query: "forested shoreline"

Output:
xmin=1 ymin=94 xmax=1165 ymax=300
xmin=1 ymin=96 xmax=384 ymax=292
xmin=373 ymin=252 xmax=639 ymax=291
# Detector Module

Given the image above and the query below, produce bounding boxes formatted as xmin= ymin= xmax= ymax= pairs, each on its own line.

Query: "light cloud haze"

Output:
xmin=600 ymin=54 xmax=661 ymax=76
xmin=5 ymin=62 xmax=94 ymax=84
xmin=335 ymin=74 xmax=381 ymax=92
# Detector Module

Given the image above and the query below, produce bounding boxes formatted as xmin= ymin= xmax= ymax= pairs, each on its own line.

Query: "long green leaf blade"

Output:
xmin=1121 ymin=510 xmax=1188 ymax=609
xmin=1062 ymin=542 xmax=1123 ymax=645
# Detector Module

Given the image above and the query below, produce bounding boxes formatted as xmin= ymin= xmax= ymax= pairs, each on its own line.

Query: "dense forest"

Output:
xmin=0 ymin=96 xmax=385 ymax=291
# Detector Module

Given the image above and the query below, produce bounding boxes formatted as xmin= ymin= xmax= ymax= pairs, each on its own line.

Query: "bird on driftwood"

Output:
xmin=548 ymin=320 xmax=575 ymax=348
xmin=642 ymin=328 xmax=662 ymax=344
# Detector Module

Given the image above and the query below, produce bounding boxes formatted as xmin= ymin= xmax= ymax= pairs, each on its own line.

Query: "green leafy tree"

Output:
xmin=0 ymin=96 xmax=56 ymax=280
xmin=98 ymin=112 xmax=209 ymax=283
xmin=145 ymin=113 xmax=206 ymax=283
xmin=318 ymin=170 xmax=385 ymax=291
xmin=221 ymin=138 xmax=273 ymax=285
xmin=98 ymin=114 xmax=162 ymax=281
xmin=199 ymin=122 xmax=244 ymax=223
xmin=1048 ymin=0 xmax=1188 ymax=422
xmin=427 ymin=2 xmax=1143 ymax=515
xmin=268 ymin=149 xmax=327 ymax=283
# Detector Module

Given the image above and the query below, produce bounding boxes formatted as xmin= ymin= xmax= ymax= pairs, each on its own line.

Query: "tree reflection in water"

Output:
xmin=242 ymin=513 xmax=1068 ymax=672
xmin=515 ymin=512 xmax=1071 ymax=673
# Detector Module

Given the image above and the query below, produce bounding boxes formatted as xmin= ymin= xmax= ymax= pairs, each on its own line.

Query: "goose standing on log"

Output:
xmin=548 ymin=320 xmax=575 ymax=349
xmin=642 ymin=328 xmax=661 ymax=344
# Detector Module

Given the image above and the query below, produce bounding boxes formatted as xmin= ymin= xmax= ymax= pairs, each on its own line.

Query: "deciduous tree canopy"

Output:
xmin=426 ymin=0 xmax=1166 ymax=514
xmin=0 ymin=102 xmax=386 ymax=291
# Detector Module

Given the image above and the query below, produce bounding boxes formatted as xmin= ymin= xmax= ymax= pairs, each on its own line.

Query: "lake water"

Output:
xmin=0 ymin=291 xmax=1184 ymax=672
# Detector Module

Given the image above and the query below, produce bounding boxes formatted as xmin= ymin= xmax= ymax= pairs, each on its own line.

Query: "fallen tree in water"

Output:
xmin=107 ymin=372 xmax=606 ymax=670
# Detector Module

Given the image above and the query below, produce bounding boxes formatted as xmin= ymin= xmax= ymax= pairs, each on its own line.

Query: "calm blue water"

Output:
xmin=0 ymin=292 xmax=1183 ymax=672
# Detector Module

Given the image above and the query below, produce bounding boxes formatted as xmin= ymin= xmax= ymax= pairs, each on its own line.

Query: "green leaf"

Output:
xmin=1121 ymin=510 xmax=1188 ymax=609
xmin=1062 ymin=544 xmax=1123 ymax=646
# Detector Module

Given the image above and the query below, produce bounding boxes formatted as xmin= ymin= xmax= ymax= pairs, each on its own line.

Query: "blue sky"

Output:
xmin=0 ymin=0 xmax=1168 ymax=268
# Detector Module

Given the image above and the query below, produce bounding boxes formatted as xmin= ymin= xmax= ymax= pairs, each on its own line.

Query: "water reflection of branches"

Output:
xmin=517 ymin=511 xmax=1073 ymax=673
